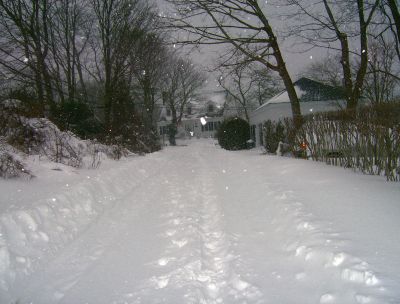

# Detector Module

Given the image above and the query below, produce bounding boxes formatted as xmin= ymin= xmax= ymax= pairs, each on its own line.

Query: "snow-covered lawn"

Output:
xmin=1 ymin=139 xmax=399 ymax=304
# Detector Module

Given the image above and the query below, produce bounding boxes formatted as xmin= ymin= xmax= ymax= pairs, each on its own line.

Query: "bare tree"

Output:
xmin=285 ymin=0 xmax=380 ymax=110
xmin=89 ymin=0 xmax=154 ymax=133
xmin=250 ymin=65 xmax=283 ymax=106
xmin=376 ymin=0 xmax=400 ymax=62
xmin=0 ymin=0 xmax=55 ymax=114
xmin=385 ymin=0 xmax=400 ymax=48
xmin=174 ymin=58 xmax=206 ymax=123
xmin=302 ymin=55 xmax=343 ymax=87
xmin=130 ymin=33 xmax=167 ymax=130
xmin=218 ymin=64 xmax=256 ymax=122
xmin=49 ymin=0 xmax=92 ymax=104
xmin=165 ymin=0 xmax=303 ymax=127
xmin=162 ymin=55 xmax=205 ymax=145
xmin=364 ymin=38 xmax=399 ymax=103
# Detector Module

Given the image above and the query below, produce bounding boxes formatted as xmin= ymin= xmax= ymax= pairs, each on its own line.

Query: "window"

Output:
xmin=208 ymin=104 xmax=214 ymax=113
xmin=159 ymin=126 xmax=168 ymax=135
xmin=259 ymin=124 xmax=264 ymax=146
xmin=166 ymin=108 xmax=171 ymax=116
xmin=187 ymin=106 xmax=192 ymax=115
xmin=202 ymin=121 xmax=221 ymax=132
xmin=251 ymin=125 xmax=256 ymax=142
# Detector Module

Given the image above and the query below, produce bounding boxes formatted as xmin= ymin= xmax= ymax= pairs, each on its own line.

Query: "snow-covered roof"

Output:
xmin=254 ymin=77 xmax=346 ymax=112
xmin=263 ymin=86 xmax=306 ymax=106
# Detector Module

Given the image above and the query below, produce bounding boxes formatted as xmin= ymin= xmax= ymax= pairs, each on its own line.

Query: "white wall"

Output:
xmin=249 ymin=100 xmax=345 ymax=147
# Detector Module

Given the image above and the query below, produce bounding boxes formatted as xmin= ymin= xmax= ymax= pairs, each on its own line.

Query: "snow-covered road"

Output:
xmin=2 ymin=140 xmax=400 ymax=303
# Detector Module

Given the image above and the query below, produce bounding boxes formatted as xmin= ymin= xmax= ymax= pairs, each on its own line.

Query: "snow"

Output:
xmin=1 ymin=139 xmax=399 ymax=303
xmin=257 ymin=85 xmax=306 ymax=109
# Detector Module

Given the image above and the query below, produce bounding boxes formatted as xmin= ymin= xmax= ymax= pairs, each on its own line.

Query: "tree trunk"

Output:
xmin=388 ymin=0 xmax=400 ymax=44
xmin=279 ymin=67 xmax=303 ymax=128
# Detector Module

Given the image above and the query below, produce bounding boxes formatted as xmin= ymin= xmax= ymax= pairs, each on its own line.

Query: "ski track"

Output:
xmin=6 ymin=140 xmax=397 ymax=304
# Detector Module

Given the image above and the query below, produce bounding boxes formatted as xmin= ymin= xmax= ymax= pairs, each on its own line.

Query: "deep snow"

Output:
xmin=0 ymin=139 xmax=399 ymax=304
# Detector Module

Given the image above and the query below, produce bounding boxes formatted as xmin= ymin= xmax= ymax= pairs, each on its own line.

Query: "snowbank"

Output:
xmin=0 ymin=154 xmax=156 ymax=295
xmin=0 ymin=99 xmax=132 ymax=177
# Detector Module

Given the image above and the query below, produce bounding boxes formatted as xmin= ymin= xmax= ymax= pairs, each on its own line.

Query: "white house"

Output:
xmin=249 ymin=78 xmax=346 ymax=147
xmin=157 ymin=90 xmax=229 ymax=142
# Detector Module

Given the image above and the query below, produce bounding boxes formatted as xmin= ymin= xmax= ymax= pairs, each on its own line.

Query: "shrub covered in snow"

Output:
xmin=0 ymin=151 xmax=33 ymax=179
xmin=217 ymin=117 xmax=250 ymax=150
xmin=0 ymin=100 xmax=134 ymax=177
xmin=0 ymin=137 xmax=33 ymax=179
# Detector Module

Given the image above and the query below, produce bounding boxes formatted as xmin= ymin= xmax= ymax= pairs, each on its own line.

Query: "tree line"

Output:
xmin=0 ymin=0 xmax=205 ymax=151
xmin=1 ymin=0 xmax=399 ymax=152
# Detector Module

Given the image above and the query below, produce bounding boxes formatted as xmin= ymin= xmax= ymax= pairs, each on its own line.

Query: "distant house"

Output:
xmin=157 ymin=90 xmax=230 ymax=142
xmin=249 ymin=77 xmax=346 ymax=147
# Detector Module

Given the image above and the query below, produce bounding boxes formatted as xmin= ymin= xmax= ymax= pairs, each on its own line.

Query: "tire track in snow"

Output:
xmin=195 ymin=175 xmax=262 ymax=304
xmin=131 ymin=149 xmax=262 ymax=303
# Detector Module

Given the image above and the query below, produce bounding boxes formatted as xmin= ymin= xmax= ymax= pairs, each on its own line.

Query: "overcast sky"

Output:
xmin=156 ymin=0 xmax=327 ymax=91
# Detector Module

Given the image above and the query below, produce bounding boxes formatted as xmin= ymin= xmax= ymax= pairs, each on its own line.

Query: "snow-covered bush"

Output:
xmin=0 ymin=100 xmax=133 ymax=175
xmin=0 ymin=138 xmax=33 ymax=179
xmin=217 ymin=117 xmax=250 ymax=150
xmin=8 ymin=117 xmax=84 ymax=168
xmin=0 ymin=151 xmax=33 ymax=179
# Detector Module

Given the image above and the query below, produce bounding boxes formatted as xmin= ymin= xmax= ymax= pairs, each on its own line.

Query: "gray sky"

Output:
xmin=156 ymin=0 xmax=327 ymax=90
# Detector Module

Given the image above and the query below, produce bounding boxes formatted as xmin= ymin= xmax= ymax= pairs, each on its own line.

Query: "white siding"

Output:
xmin=249 ymin=100 xmax=345 ymax=147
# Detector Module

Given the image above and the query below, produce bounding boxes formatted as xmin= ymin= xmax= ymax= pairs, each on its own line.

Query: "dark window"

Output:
xmin=166 ymin=108 xmax=171 ymax=116
xmin=251 ymin=125 xmax=256 ymax=141
xmin=208 ymin=104 xmax=214 ymax=113
xmin=160 ymin=126 xmax=168 ymax=135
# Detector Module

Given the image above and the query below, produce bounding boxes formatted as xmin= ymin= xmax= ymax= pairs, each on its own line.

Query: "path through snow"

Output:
xmin=2 ymin=140 xmax=400 ymax=303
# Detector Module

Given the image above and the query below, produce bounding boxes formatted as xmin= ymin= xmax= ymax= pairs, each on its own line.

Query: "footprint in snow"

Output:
xmin=172 ymin=239 xmax=188 ymax=248
xmin=171 ymin=218 xmax=181 ymax=226
xmin=151 ymin=275 xmax=170 ymax=289
xmin=320 ymin=293 xmax=335 ymax=303
xmin=165 ymin=229 xmax=177 ymax=237
xmin=297 ymin=221 xmax=315 ymax=231
xmin=88 ymin=248 xmax=104 ymax=261
xmin=157 ymin=257 xmax=172 ymax=266
xmin=341 ymin=268 xmax=379 ymax=286
xmin=274 ymin=193 xmax=288 ymax=200
xmin=355 ymin=294 xmax=372 ymax=303
xmin=330 ymin=252 xmax=346 ymax=267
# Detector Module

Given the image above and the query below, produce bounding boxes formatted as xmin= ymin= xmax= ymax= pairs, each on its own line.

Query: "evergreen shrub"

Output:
xmin=217 ymin=117 xmax=250 ymax=150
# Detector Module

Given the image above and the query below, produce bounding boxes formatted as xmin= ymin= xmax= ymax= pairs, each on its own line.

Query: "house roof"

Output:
xmin=254 ymin=77 xmax=346 ymax=111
